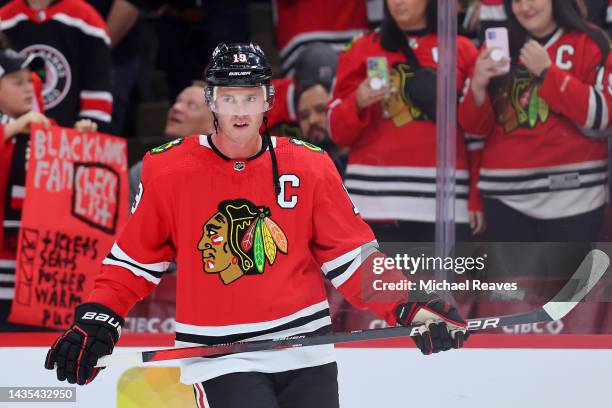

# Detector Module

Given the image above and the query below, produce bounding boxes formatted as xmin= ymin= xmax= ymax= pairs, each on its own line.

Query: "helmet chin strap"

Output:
xmin=212 ymin=112 xmax=219 ymax=134
xmin=263 ymin=115 xmax=281 ymax=197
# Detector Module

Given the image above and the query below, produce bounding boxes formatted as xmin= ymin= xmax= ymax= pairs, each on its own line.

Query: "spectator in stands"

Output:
xmin=0 ymin=0 xmax=113 ymax=133
xmin=329 ymin=0 xmax=483 ymax=242
xmin=129 ymin=81 xmax=214 ymax=204
xmin=88 ymin=0 xmax=143 ymax=136
xmin=273 ymin=0 xmax=369 ymax=75
xmin=267 ymin=42 xmax=345 ymax=173
xmin=459 ymin=0 xmax=611 ymax=242
xmin=0 ymin=47 xmax=96 ymax=330
xmin=293 ymin=43 xmax=348 ymax=175
xmin=266 ymin=77 xmax=299 ymax=139
xmin=473 ymin=0 xmax=609 ymax=44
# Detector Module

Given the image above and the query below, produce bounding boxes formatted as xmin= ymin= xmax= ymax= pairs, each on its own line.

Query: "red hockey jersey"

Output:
xmin=273 ymin=0 xmax=368 ymax=74
xmin=459 ymin=29 xmax=611 ymax=219
xmin=0 ymin=0 xmax=113 ymax=130
xmin=328 ymin=31 xmax=481 ymax=223
xmin=88 ymin=135 xmax=406 ymax=383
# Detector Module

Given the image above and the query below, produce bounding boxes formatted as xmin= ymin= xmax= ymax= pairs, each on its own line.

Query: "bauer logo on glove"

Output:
xmin=44 ymin=303 xmax=123 ymax=385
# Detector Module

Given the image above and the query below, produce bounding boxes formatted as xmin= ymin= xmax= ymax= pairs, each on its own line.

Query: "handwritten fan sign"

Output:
xmin=9 ymin=125 xmax=128 ymax=329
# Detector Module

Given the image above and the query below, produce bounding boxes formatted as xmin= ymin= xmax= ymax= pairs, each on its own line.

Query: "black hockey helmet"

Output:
xmin=204 ymin=43 xmax=275 ymax=113
xmin=205 ymin=42 xmax=272 ymax=86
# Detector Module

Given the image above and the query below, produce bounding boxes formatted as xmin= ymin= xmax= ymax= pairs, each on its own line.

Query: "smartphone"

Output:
xmin=367 ymin=57 xmax=389 ymax=90
xmin=485 ymin=27 xmax=510 ymax=74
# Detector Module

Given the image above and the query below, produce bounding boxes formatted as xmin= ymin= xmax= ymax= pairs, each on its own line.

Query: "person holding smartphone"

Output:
xmin=459 ymin=0 xmax=612 ymax=242
xmin=329 ymin=0 xmax=484 ymax=242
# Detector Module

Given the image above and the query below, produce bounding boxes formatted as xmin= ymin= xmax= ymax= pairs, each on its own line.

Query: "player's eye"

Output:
xmin=221 ymin=96 xmax=235 ymax=103
xmin=245 ymin=95 xmax=257 ymax=103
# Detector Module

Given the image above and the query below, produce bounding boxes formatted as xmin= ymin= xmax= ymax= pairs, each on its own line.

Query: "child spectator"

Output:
xmin=0 ymin=46 xmax=96 ymax=330
xmin=0 ymin=0 xmax=113 ymax=132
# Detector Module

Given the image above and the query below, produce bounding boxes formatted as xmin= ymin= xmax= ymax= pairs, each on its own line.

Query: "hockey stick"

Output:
xmin=96 ymin=249 xmax=609 ymax=367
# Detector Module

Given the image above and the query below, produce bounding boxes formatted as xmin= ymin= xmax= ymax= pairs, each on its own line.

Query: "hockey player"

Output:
xmin=44 ymin=43 xmax=469 ymax=407
xmin=459 ymin=0 xmax=612 ymax=242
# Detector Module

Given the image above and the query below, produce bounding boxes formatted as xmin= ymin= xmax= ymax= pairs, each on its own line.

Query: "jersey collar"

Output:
xmin=536 ymin=28 xmax=564 ymax=50
xmin=199 ymin=133 xmax=277 ymax=161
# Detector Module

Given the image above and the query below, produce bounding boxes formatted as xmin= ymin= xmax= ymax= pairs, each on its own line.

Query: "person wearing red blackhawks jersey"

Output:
xmin=329 ymin=0 xmax=485 ymax=242
xmin=477 ymin=0 xmax=609 ymax=43
xmin=0 ymin=0 xmax=113 ymax=132
xmin=273 ymin=0 xmax=369 ymax=75
xmin=459 ymin=0 xmax=612 ymax=242
xmin=44 ymin=43 xmax=469 ymax=406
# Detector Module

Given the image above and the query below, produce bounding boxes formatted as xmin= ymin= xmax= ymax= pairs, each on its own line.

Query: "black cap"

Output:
xmin=204 ymin=43 xmax=272 ymax=87
xmin=294 ymin=42 xmax=338 ymax=92
xmin=0 ymin=48 xmax=45 ymax=78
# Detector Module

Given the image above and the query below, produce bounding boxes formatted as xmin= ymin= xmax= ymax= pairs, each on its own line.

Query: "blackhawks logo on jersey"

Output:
xmin=384 ymin=63 xmax=428 ymax=127
xmin=492 ymin=68 xmax=550 ymax=133
xmin=150 ymin=138 xmax=183 ymax=155
xmin=197 ymin=199 xmax=288 ymax=285
xmin=289 ymin=138 xmax=323 ymax=152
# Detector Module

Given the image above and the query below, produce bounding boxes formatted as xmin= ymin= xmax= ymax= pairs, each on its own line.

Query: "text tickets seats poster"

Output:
xmin=9 ymin=124 xmax=128 ymax=329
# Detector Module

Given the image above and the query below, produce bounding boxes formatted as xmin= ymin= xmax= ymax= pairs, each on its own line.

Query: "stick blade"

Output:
xmin=542 ymin=249 xmax=609 ymax=321
xmin=96 ymin=352 xmax=142 ymax=368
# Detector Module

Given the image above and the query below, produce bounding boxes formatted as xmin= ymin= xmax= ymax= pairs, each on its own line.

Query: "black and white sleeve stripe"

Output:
xmin=582 ymin=82 xmax=610 ymax=133
xmin=321 ymin=241 xmax=379 ymax=288
xmin=102 ymin=243 xmax=170 ymax=285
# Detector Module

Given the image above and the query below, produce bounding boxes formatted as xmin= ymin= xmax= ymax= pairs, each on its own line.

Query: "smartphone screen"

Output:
xmin=367 ymin=57 xmax=389 ymax=90
xmin=485 ymin=27 xmax=510 ymax=74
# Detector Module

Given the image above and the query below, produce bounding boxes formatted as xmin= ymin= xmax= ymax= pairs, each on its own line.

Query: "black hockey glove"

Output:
xmin=396 ymin=292 xmax=469 ymax=355
xmin=44 ymin=303 xmax=123 ymax=385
